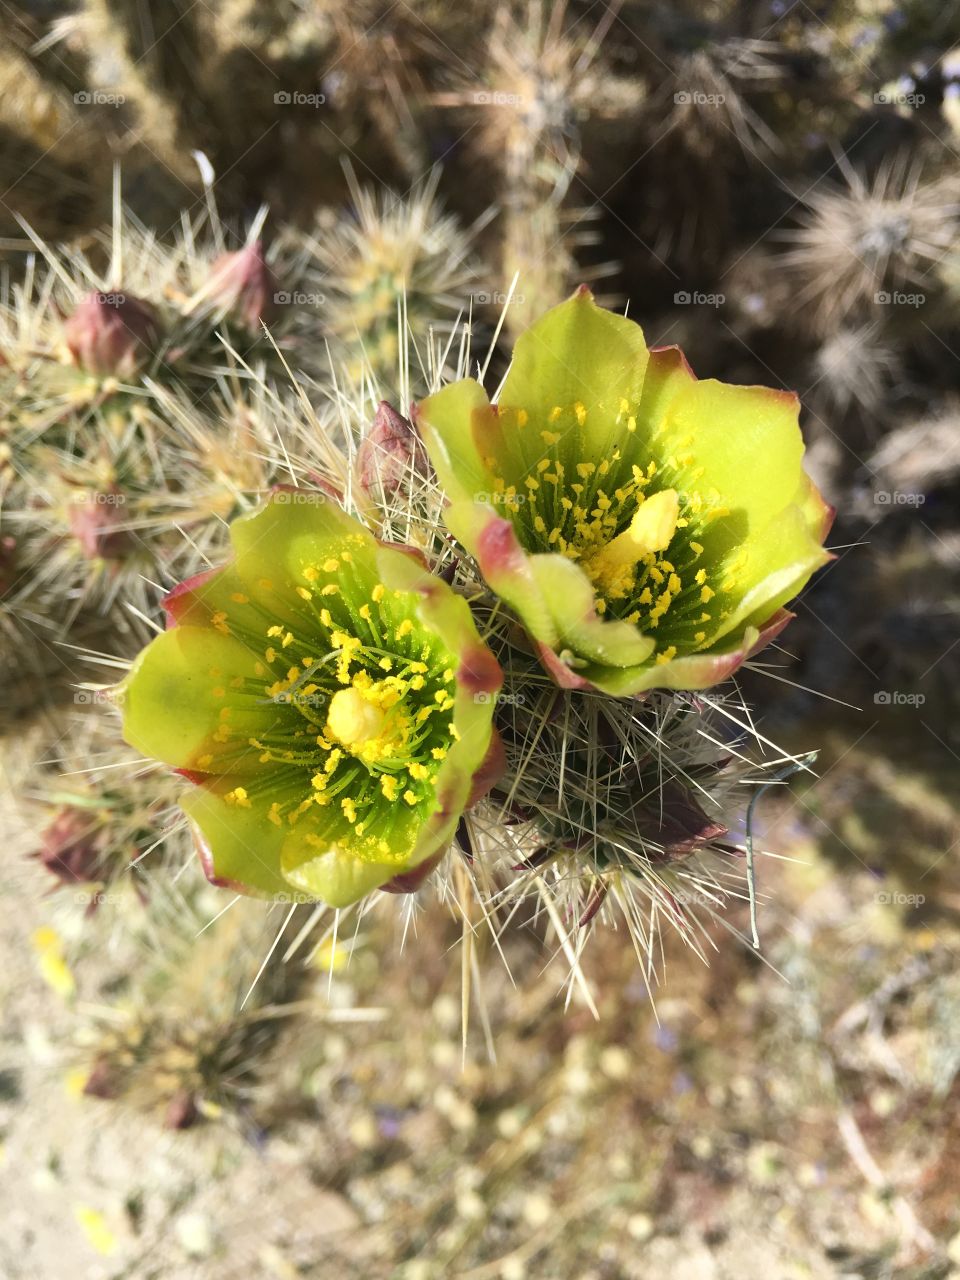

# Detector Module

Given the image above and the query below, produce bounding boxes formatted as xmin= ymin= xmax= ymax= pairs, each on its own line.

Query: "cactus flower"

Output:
xmin=118 ymin=493 xmax=503 ymax=906
xmin=416 ymin=288 xmax=833 ymax=695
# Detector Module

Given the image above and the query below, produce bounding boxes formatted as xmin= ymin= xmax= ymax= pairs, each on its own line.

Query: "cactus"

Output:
xmin=300 ymin=170 xmax=485 ymax=386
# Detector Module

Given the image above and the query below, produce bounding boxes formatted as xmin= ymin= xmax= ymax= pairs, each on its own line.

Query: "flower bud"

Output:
xmin=64 ymin=291 xmax=160 ymax=377
xmin=33 ymin=807 xmax=105 ymax=886
xmin=67 ymin=489 xmax=133 ymax=561
xmin=357 ymin=400 xmax=430 ymax=499
xmin=206 ymin=241 xmax=279 ymax=334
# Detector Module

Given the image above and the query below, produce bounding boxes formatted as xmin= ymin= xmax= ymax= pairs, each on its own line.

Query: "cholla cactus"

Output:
xmin=4 ymin=376 xmax=288 ymax=658
xmin=28 ymin=706 xmax=189 ymax=908
xmin=300 ymin=171 xmax=485 ymax=385
xmin=73 ymin=889 xmax=310 ymax=1126
xmin=439 ymin=2 xmax=631 ymax=331
xmin=779 ymin=156 xmax=959 ymax=333
xmin=472 ymin=679 xmax=774 ymax=959
xmin=104 ymin=290 xmax=827 ymax=976
xmin=2 ymin=192 xmax=318 ymax=445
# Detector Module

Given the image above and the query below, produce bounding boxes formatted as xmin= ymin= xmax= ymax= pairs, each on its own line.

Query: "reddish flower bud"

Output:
xmin=357 ymin=401 xmax=430 ymax=499
xmin=34 ymin=807 xmax=105 ymax=886
xmin=67 ymin=490 xmax=133 ymax=561
xmin=206 ymin=240 xmax=279 ymax=334
xmin=164 ymin=1089 xmax=199 ymax=1130
xmin=82 ymin=1057 xmax=119 ymax=1100
xmin=64 ymin=290 xmax=160 ymax=377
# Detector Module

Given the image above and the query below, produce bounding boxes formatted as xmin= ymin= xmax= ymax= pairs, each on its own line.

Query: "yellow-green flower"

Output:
xmin=119 ymin=494 xmax=503 ymax=906
xmin=416 ymin=288 xmax=833 ymax=695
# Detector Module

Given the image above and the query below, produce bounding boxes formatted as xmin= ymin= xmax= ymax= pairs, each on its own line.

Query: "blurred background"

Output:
xmin=1 ymin=1 xmax=959 ymax=1276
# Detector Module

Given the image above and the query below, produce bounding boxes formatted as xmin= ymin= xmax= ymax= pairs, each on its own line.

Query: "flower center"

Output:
xmin=583 ymin=488 xmax=679 ymax=587
xmin=326 ymin=686 xmax=388 ymax=750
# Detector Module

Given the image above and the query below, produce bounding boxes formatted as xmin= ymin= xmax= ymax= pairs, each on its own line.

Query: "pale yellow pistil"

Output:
xmin=595 ymin=488 xmax=679 ymax=570
xmin=326 ymin=687 xmax=388 ymax=751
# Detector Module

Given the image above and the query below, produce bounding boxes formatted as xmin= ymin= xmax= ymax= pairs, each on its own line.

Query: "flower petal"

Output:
xmin=120 ymin=626 xmax=283 ymax=774
xmin=182 ymin=776 xmax=290 ymax=895
xmin=499 ymin=287 xmax=650 ymax=460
